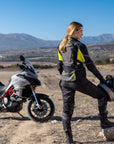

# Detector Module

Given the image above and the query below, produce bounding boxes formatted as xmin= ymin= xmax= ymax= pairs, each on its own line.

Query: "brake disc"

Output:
xmin=33 ymin=102 xmax=48 ymax=117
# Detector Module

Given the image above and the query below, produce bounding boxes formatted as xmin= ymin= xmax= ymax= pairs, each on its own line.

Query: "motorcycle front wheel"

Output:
xmin=27 ymin=94 xmax=55 ymax=122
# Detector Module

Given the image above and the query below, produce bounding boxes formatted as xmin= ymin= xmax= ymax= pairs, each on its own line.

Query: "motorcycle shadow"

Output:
xmin=0 ymin=116 xmax=30 ymax=121
xmin=51 ymin=115 xmax=114 ymax=121
xmin=73 ymin=141 xmax=108 ymax=144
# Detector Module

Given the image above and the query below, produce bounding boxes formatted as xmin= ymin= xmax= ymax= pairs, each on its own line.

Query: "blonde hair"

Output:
xmin=59 ymin=22 xmax=83 ymax=52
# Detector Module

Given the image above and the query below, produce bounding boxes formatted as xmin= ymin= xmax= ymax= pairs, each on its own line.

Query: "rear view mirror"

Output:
xmin=20 ymin=55 xmax=25 ymax=61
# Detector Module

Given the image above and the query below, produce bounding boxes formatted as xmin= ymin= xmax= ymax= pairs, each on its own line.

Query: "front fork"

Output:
xmin=31 ymin=86 xmax=42 ymax=109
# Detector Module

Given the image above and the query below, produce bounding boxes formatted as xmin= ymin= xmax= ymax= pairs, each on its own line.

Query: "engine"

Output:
xmin=3 ymin=96 xmax=23 ymax=112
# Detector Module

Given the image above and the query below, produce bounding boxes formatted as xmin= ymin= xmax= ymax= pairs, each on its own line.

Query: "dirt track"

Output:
xmin=0 ymin=65 xmax=114 ymax=144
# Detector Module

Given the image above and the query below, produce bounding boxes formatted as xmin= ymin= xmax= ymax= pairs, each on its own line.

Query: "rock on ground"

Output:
xmin=103 ymin=127 xmax=114 ymax=141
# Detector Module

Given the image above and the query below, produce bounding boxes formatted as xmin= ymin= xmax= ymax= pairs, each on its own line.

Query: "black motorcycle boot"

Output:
xmin=65 ymin=129 xmax=74 ymax=144
xmin=100 ymin=112 xmax=114 ymax=129
xmin=62 ymin=114 xmax=74 ymax=144
xmin=98 ymin=96 xmax=114 ymax=129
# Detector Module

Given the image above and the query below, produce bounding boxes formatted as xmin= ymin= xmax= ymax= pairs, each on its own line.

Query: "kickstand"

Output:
xmin=17 ymin=112 xmax=25 ymax=118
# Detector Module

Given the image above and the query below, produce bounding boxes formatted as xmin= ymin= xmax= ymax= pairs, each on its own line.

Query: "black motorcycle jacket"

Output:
xmin=57 ymin=36 xmax=104 ymax=81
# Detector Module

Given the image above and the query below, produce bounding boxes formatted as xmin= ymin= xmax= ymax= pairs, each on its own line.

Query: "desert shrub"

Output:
xmin=95 ymin=59 xmax=102 ymax=65
xmin=111 ymin=59 xmax=114 ymax=64
xmin=30 ymin=58 xmax=57 ymax=63
xmin=103 ymin=58 xmax=110 ymax=64
xmin=33 ymin=64 xmax=54 ymax=69
xmin=5 ymin=65 xmax=17 ymax=68
xmin=95 ymin=58 xmax=114 ymax=65
xmin=0 ymin=65 xmax=4 ymax=69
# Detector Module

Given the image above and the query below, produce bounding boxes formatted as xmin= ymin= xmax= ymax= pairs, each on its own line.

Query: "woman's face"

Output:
xmin=72 ymin=26 xmax=83 ymax=39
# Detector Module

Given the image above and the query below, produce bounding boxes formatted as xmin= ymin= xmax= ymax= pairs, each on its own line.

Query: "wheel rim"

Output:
xmin=30 ymin=99 xmax=51 ymax=119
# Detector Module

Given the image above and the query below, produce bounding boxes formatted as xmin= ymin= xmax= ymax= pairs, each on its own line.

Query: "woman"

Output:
xmin=57 ymin=22 xmax=114 ymax=144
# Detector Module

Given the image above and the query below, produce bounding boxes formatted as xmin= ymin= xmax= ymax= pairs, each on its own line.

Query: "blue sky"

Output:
xmin=0 ymin=0 xmax=114 ymax=40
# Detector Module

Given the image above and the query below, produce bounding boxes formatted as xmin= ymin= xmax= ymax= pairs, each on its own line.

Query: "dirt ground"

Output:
xmin=0 ymin=64 xmax=114 ymax=144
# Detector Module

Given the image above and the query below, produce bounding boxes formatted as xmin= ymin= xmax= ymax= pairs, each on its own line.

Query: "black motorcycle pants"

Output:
xmin=60 ymin=78 xmax=108 ymax=132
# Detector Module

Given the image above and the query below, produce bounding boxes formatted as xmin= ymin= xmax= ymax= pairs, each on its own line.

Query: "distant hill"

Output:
xmin=81 ymin=34 xmax=114 ymax=44
xmin=87 ymin=41 xmax=114 ymax=60
xmin=0 ymin=33 xmax=59 ymax=50
xmin=0 ymin=33 xmax=114 ymax=50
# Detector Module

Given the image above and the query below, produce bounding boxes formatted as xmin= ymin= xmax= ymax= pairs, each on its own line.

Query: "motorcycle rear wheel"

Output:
xmin=27 ymin=94 xmax=55 ymax=122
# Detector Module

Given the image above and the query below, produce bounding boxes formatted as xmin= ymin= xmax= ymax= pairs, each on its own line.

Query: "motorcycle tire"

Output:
xmin=27 ymin=94 xmax=55 ymax=122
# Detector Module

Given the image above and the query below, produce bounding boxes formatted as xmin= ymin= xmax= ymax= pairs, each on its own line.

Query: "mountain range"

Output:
xmin=81 ymin=34 xmax=114 ymax=44
xmin=0 ymin=33 xmax=114 ymax=50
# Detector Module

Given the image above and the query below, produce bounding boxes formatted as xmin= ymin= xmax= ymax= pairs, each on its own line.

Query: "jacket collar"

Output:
xmin=67 ymin=35 xmax=80 ymax=42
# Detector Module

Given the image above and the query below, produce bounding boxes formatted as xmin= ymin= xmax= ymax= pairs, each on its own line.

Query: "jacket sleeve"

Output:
xmin=57 ymin=48 xmax=63 ymax=75
xmin=80 ymin=44 xmax=104 ymax=81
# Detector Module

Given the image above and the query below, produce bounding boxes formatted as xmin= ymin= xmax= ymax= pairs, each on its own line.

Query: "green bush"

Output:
xmin=33 ymin=64 xmax=54 ymax=69
xmin=95 ymin=58 xmax=114 ymax=65
xmin=5 ymin=65 xmax=17 ymax=68
xmin=0 ymin=65 xmax=4 ymax=69
xmin=95 ymin=59 xmax=102 ymax=65
xmin=111 ymin=59 xmax=114 ymax=64
xmin=103 ymin=58 xmax=110 ymax=64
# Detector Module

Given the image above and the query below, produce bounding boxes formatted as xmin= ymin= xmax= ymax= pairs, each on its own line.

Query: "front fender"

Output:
xmin=30 ymin=93 xmax=49 ymax=101
xmin=36 ymin=93 xmax=49 ymax=99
